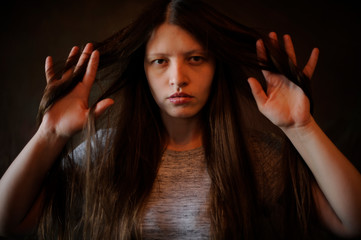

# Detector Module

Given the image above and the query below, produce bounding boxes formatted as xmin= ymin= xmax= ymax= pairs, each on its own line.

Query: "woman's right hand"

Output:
xmin=40 ymin=43 xmax=114 ymax=140
xmin=0 ymin=44 xmax=115 ymax=237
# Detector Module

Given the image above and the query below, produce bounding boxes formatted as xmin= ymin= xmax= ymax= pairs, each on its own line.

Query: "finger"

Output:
xmin=303 ymin=48 xmax=319 ymax=79
xmin=248 ymin=77 xmax=268 ymax=108
xmin=94 ymin=98 xmax=115 ymax=118
xmin=283 ymin=34 xmax=297 ymax=65
xmin=268 ymin=32 xmax=278 ymax=46
xmin=256 ymin=39 xmax=267 ymax=63
xmin=59 ymin=46 xmax=80 ymax=82
xmin=82 ymin=50 xmax=100 ymax=91
xmin=74 ymin=43 xmax=93 ymax=74
xmin=45 ymin=46 xmax=80 ymax=83
xmin=60 ymin=67 xmax=75 ymax=83
xmin=255 ymin=39 xmax=274 ymax=82
xmin=45 ymin=56 xmax=54 ymax=83
xmin=64 ymin=46 xmax=80 ymax=69
xmin=261 ymin=68 xmax=273 ymax=83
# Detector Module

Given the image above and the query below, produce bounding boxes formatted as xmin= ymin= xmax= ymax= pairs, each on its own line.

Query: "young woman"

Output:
xmin=1 ymin=0 xmax=360 ymax=239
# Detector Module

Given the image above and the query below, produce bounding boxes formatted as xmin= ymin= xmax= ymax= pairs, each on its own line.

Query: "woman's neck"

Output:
xmin=162 ymin=113 xmax=203 ymax=151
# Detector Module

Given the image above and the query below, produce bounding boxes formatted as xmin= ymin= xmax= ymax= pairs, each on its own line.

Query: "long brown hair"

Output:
xmin=37 ymin=0 xmax=317 ymax=239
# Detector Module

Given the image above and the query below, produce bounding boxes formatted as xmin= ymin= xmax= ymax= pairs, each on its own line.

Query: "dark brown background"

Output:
xmin=0 ymin=0 xmax=360 ymax=239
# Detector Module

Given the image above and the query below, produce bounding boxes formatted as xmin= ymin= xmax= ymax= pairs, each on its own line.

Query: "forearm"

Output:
xmin=282 ymin=117 xmax=361 ymax=235
xmin=0 ymin=125 xmax=68 ymax=235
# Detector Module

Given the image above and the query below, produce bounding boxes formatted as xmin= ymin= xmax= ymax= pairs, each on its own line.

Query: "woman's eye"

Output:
xmin=152 ymin=59 xmax=167 ymax=65
xmin=189 ymin=56 xmax=204 ymax=64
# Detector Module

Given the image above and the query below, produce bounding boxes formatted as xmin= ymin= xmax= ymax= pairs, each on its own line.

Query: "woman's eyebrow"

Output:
xmin=184 ymin=49 xmax=207 ymax=56
xmin=146 ymin=53 xmax=170 ymax=58
xmin=146 ymin=49 xmax=207 ymax=57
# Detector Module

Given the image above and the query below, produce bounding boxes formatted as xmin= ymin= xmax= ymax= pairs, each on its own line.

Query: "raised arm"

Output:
xmin=0 ymin=44 xmax=113 ymax=237
xmin=248 ymin=33 xmax=361 ymax=237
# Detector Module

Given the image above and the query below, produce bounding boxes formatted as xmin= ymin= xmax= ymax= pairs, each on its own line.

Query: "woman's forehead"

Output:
xmin=146 ymin=23 xmax=205 ymax=55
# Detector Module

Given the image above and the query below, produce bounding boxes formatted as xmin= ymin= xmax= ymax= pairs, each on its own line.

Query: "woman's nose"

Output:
xmin=169 ymin=61 xmax=188 ymax=88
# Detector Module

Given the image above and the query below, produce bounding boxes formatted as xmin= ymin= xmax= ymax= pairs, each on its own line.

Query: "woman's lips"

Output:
xmin=168 ymin=93 xmax=193 ymax=104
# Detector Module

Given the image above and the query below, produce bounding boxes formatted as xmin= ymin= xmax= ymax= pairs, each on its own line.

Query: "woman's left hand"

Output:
xmin=248 ymin=32 xmax=319 ymax=130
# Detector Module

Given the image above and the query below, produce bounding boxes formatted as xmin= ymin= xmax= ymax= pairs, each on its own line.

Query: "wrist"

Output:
xmin=37 ymin=121 xmax=70 ymax=147
xmin=280 ymin=116 xmax=319 ymax=140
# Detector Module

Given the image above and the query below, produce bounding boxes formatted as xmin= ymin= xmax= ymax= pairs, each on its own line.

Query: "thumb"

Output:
xmin=248 ymin=77 xmax=268 ymax=108
xmin=93 ymin=98 xmax=114 ymax=118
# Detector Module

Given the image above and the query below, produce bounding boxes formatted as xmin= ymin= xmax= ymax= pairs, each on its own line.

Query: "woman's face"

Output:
xmin=144 ymin=23 xmax=215 ymax=120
